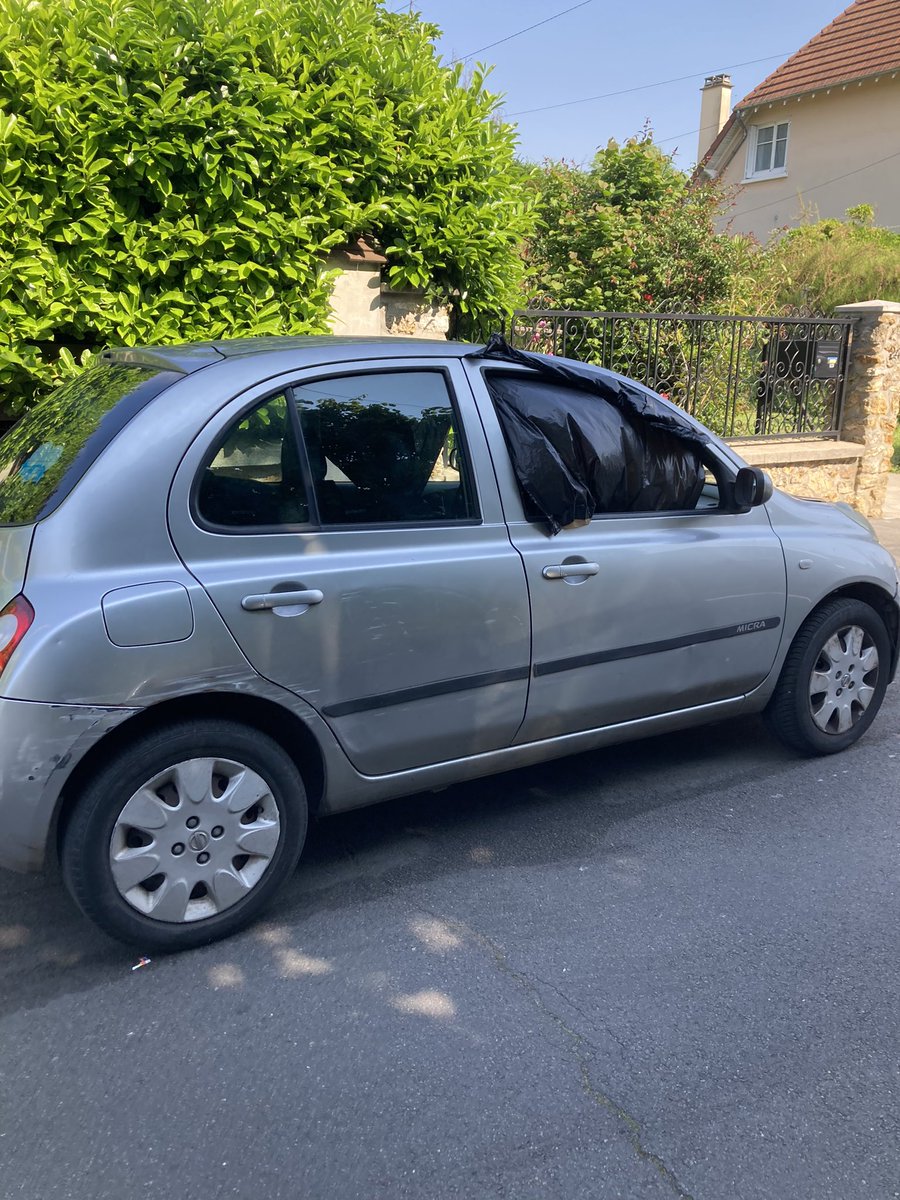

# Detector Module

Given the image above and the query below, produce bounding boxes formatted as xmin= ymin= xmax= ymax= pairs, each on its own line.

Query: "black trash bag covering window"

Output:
xmin=468 ymin=335 xmax=708 ymax=534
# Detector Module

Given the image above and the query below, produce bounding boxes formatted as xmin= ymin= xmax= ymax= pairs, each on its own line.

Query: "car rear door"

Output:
xmin=169 ymin=357 xmax=531 ymax=775
xmin=462 ymin=360 xmax=788 ymax=742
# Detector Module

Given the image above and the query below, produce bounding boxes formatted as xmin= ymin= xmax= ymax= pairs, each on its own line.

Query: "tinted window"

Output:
xmin=0 ymin=362 xmax=174 ymax=525
xmin=292 ymin=372 xmax=478 ymax=525
xmin=197 ymin=393 xmax=310 ymax=528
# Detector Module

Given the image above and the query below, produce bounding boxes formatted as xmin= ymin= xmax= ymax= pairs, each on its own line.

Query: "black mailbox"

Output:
xmin=814 ymin=340 xmax=841 ymax=380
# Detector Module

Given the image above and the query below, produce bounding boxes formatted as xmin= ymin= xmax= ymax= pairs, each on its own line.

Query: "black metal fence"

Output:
xmin=504 ymin=310 xmax=855 ymax=440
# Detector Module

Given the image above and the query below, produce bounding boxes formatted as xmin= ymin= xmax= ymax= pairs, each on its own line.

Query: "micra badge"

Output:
xmin=736 ymin=620 xmax=767 ymax=634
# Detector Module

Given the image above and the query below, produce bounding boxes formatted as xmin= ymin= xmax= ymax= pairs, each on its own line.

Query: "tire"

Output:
xmin=61 ymin=719 xmax=308 ymax=951
xmin=765 ymin=597 xmax=891 ymax=756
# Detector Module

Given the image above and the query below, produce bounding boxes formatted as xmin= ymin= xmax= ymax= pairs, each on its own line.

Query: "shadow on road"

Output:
xmin=0 ymin=712 xmax=802 ymax=1014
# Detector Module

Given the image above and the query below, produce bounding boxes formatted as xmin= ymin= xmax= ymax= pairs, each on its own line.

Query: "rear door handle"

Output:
xmin=542 ymin=563 xmax=600 ymax=580
xmin=242 ymin=589 xmax=324 ymax=611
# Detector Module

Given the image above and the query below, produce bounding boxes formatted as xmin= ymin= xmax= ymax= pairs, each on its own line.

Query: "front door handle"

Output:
xmin=242 ymin=589 xmax=324 ymax=611
xmin=542 ymin=563 xmax=600 ymax=580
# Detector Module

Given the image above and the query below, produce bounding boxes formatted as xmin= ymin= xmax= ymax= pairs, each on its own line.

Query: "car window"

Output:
xmin=0 ymin=362 xmax=176 ymax=525
xmin=485 ymin=372 xmax=709 ymax=526
xmin=196 ymin=392 xmax=310 ymax=528
xmin=291 ymin=371 xmax=478 ymax=525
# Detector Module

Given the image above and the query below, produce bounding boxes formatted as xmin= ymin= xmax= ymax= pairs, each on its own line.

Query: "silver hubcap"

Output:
xmin=808 ymin=624 xmax=879 ymax=735
xmin=109 ymin=758 xmax=281 ymax=923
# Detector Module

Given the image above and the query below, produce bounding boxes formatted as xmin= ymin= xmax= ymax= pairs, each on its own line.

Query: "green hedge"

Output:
xmin=0 ymin=0 xmax=530 ymax=412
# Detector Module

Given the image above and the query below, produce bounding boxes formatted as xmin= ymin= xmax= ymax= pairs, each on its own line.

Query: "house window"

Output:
xmin=746 ymin=122 xmax=789 ymax=179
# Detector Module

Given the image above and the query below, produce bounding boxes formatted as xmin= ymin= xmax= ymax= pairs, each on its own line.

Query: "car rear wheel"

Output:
xmin=766 ymin=597 xmax=891 ymax=755
xmin=61 ymin=719 xmax=307 ymax=950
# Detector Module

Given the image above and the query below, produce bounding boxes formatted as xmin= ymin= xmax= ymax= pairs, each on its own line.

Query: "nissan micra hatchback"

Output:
xmin=0 ymin=336 xmax=896 ymax=949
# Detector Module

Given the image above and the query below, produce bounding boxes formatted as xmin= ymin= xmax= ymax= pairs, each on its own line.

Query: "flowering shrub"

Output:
xmin=522 ymin=137 xmax=766 ymax=315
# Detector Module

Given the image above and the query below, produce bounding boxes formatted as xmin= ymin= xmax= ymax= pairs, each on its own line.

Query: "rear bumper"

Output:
xmin=0 ymin=697 xmax=139 ymax=872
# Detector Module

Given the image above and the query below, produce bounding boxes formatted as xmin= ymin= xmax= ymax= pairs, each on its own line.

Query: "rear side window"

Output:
xmin=292 ymin=370 xmax=479 ymax=525
xmin=0 ymin=362 xmax=176 ymax=525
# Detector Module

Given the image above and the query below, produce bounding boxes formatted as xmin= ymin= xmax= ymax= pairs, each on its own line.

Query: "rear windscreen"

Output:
xmin=0 ymin=361 xmax=177 ymax=524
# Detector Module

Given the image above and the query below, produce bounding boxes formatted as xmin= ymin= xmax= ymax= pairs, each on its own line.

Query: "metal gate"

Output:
xmin=505 ymin=310 xmax=854 ymax=440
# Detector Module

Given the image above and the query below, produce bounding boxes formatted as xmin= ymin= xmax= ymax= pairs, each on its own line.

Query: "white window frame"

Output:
xmin=743 ymin=121 xmax=790 ymax=182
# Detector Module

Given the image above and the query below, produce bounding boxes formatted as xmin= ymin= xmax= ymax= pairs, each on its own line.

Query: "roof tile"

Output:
xmin=738 ymin=0 xmax=900 ymax=108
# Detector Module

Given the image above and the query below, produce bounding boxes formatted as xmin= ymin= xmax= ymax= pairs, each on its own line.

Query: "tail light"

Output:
xmin=0 ymin=595 xmax=34 ymax=676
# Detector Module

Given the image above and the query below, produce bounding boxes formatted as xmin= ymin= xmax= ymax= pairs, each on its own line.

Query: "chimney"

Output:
xmin=697 ymin=74 xmax=732 ymax=163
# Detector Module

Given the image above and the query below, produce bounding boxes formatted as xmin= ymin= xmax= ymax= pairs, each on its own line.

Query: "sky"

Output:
xmin=393 ymin=0 xmax=847 ymax=170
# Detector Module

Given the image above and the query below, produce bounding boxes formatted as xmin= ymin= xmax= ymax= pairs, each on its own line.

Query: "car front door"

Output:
xmin=463 ymin=361 xmax=788 ymax=742
xmin=170 ymin=359 xmax=531 ymax=774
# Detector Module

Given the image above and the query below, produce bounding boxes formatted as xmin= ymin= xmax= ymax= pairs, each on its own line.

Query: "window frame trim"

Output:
xmin=191 ymin=365 xmax=483 ymax=536
xmin=742 ymin=120 xmax=790 ymax=183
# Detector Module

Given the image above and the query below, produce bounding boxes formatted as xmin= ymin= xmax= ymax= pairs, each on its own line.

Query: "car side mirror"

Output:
xmin=733 ymin=466 xmax=773 ymax=510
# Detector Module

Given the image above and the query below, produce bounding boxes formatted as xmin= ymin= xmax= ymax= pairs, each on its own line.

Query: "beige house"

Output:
xmin=696 ymin=0 xmax=900 ymax=241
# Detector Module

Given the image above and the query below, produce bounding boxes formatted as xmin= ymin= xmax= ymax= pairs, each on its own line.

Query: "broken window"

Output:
xmin=470 ymin=336 xmax=708 ymax=534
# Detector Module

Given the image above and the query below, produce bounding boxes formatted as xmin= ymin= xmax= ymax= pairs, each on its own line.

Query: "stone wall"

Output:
xmin=729 ymin=438 xmax=862 ymax=505
xmin=764 ymin=460 xmax=859 ymax=504
xmin=758 ymin=453 xmax=854 ymax=501
xmin=326 ymin=242 xmax=449 ymax=340
xmin=834 ymin=300 xmax=900 ymax=518
xmin=382 ymin=293 xmax=450 ymax=339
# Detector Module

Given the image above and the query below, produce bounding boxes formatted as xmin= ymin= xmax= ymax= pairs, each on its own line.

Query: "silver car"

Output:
xmin=0 ymin=336 xmax=896 ymax=949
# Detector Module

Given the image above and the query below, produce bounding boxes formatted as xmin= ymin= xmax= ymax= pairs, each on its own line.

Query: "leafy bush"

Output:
xmin=765 ymin=207 xmax=900 ymax=314
xmin=521 ymin=137 xmax=769 ymax=315
xmin=515 ymin=138 xmax=787 ymax=435
xmin=0 ymin=0 xmax=530 ymax=412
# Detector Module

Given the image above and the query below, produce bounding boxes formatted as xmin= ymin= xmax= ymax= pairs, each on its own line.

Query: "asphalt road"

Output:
xmin=1 ymin=696 xmax=898 ymax=1200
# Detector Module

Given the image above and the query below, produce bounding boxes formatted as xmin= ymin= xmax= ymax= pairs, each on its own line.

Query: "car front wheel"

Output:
xmin=766 ymin=597 xmax=891 ymax=755
xmin=61 ymin=719 xmax=308 ymax=950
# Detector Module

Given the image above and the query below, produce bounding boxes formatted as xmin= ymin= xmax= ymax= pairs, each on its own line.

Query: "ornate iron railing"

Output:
xmin=502 ymin=310 xmax=855 ymax=440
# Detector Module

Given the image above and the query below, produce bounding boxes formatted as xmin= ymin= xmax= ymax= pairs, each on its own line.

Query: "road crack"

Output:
xmin=529 ymin=970 xmax=632 ymax=1057
xmin=424 ymin=909 xmax=695 ymax=1200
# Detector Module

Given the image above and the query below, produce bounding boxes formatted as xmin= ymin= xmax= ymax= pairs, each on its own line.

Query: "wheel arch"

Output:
xmin=52 ymin=691 xmax=327 ymax=864
xmin=765 ymin=585 xmax=895 ymax=754
xmin=822 ymin=582 xmax=900 ymax=681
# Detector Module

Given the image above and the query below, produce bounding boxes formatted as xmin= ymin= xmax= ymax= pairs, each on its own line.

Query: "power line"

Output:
xmin=656 ymin=126 xmax=701 ymax=147
xmin=733 ymin=147 xmax=900 ymax=218
xmin=568 ymin=137 xmax=900 ymax=215
xmin=506 ymin=53 xmax=791 ymax=117
xmin=447 ymin=0 xmax=594 ymax=65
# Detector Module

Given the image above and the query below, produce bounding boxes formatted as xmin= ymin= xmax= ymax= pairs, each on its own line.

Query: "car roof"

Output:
xmin=103 ymin=335 xmax=479 ymax=375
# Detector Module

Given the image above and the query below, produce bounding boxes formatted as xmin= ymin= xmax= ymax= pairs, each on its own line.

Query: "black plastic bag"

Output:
xmin=468 ymin=335 xmax=707 ymax=533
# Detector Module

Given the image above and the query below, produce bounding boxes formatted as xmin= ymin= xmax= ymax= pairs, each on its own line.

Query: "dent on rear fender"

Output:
xmin=0 ymin=703 xmax=139 ymax=871
xmin=26 ymin=709 xmax=132 ymax=787
xmin=119 ymin=664 xmax=267 ymax=706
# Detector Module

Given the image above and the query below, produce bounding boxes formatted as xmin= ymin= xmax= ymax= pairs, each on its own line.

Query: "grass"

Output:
xmin=770 ymin=218 xmax=900 ymax=314
xmin=893 ymin=424 xmax=900 ymax=472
